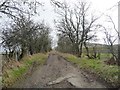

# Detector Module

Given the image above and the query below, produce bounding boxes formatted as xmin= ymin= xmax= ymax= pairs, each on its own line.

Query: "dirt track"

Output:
xmin=12 ymin=54 xmax=107 ymax=88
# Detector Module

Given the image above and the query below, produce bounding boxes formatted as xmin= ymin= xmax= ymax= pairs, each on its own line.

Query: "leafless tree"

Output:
xmin=106 ymin=15 xmax=120 ymax=40
xmin=51 ymin=0 xmax=100 ymax=57
xmin=101 ymin=15 xmax=119 ymax=65
xmin=102 ymin=26 xmax=118 ymax=63
xmin=107 ymin=15 xmax=120 ymax=64
xmin=0 ymin=0 xmax=42 ymax=18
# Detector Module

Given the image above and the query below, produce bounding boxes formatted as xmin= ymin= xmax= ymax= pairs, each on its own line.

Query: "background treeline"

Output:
xmin=56 ymin=35 xmax=118 ymax=57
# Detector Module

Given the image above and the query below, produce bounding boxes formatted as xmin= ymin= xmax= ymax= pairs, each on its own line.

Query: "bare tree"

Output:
xmin=106 ymin=15 xmax=120 ymax=40
xmin=102 ymin=26 xmax=118 ymax=63
xmin=0 ymin=0 xmax=42 ymax=17
xmin=51 ymin=0 xmax=100 ymax=57
xmin=100 ymin=15 xmax=119 ymax=65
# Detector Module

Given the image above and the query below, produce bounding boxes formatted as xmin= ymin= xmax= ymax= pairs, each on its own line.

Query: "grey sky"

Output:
xmin=33 ymin=0 xmax=119 ymax=47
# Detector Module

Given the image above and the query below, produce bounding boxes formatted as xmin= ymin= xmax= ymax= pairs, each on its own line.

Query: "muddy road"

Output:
xmin=12 ymin=54 xmax=107 ymax=88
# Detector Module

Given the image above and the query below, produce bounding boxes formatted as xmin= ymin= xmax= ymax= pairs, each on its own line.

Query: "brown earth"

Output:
xmin=11 ymin=54 xmax=108 ymax=88
xmin=104 ymin=57 xmax=118 ymax=65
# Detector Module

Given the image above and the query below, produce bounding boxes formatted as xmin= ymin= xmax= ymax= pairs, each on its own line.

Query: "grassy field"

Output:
xmin=58 ymin=52 xmax=119 ymax=87
xmin=2 ymin=53 xmax=48 ymax=87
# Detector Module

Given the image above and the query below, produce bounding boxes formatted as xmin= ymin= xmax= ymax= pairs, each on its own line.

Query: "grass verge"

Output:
xmin=3 ymin=53 xmax=48 ymax=87
xmin=58 ymin=52 xmax=119 ymax=88
xmin=0 ymin=77 xmax=1 ymax=89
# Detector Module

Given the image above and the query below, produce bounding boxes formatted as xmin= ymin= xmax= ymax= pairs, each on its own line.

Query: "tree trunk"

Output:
xmin=19 ymin=48 xmax=26 ymax=60
xmin=93 ymin=45 xmax=97 ymax=59
xmin=29 ymin=45 xmax=33 ymax=55
xmin=118 ymin=45 xmax=120 ymax=66
xmin=110 ymin=44 xmax=118 ymax=62
xmin=84 ymin=42 xmax=90 ymax=58
xmin=79 ymin=43 xmax=83 ymax=57
xmin=97 ymin=51 xmax=101 ymax=59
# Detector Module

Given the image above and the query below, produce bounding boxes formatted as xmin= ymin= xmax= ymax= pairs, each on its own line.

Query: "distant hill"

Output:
xmin=83 ymin=42 xmax=118 ymax=53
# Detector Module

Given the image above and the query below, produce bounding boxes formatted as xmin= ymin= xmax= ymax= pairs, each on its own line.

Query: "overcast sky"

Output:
xmin=31 ymin=0 xmax=119 ymax=48
xmin=0 ymin=0 xmax=119 ymax=50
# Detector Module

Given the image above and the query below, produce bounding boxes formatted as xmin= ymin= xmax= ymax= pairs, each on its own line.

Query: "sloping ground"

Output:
xmin=11 ymin=54 xmax=107 ymax=88
xmin=58 ymin=52 xmax=119 ymax=88
xmin=2 ymin=53 xmax=47 ymax=88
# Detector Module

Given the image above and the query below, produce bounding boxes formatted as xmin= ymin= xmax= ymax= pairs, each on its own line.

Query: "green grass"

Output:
xmin=0 ymin=77 xmax=2 ymax=85
xmin=100 ymin=53 xmax=112 ymax=60
xmin=59 ymin=53 xmax=119 ymax=87
xmin=3 ymin=53 xmax=48 ymax=87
